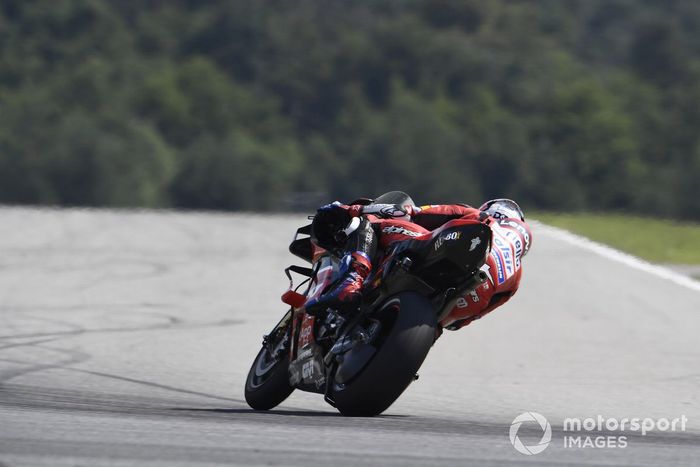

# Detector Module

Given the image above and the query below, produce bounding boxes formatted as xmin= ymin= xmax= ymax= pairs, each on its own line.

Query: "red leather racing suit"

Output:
xmin=366 ymin=204 xmax=532 ymax=330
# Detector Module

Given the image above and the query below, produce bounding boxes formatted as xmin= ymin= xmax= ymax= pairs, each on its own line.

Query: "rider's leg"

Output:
xmin=305 ymin=219 xmax=377 ymax=313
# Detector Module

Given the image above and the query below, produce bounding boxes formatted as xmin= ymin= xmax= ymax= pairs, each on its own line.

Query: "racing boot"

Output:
xmin=305 ymin=251 xmax=371 ymax=314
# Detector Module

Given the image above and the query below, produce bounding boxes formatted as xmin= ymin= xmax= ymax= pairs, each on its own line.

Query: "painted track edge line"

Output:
xmin=532 ymin=221 xmax=700 ymax=293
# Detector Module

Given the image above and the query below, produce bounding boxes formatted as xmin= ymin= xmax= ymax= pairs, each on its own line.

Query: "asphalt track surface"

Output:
xmin=0 ymin=207 xmax=698 ymax=466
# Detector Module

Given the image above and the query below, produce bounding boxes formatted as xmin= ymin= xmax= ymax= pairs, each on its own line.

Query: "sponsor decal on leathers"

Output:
xmin=382 ymin=225 xmax=423 ymax=237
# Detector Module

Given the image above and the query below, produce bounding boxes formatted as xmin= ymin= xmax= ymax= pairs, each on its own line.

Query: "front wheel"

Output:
xmin=245 ymin=333 xmax=294 ymax=411
xmin=332 ymin=291 xmax=437 ymax=416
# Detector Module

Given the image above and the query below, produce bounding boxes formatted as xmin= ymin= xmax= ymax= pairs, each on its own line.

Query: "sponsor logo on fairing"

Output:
xmin=434 ymin=237 xmax=444 ymax=251
xmin=469 ymin=237 xmax=481 ymax=251
xmin=302 ymin=360 xmax=314 ymax=379
xmin=296 ymin=346 xmax=313 ymax=360
xmin=455 ymin=289 xmax=482 ymax=308
xmin=299 ymin=326 xmax=312 ymax=341
xmin=382 ymin=225 xmax=423 ymax=237
xmin=434 ymin=231 xmax=461 ymax=250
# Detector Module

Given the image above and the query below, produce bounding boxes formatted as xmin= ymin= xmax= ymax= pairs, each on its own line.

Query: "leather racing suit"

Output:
xmin=305 ymin=203 xmax=532 ymax=330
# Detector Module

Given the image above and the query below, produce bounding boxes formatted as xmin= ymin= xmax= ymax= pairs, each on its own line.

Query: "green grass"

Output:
xmin=532 ymin=212 xmax=700 ymax=264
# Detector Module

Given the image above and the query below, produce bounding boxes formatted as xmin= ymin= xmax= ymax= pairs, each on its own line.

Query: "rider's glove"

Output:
xmin=318 ymin=201 xmax=363 ymax=218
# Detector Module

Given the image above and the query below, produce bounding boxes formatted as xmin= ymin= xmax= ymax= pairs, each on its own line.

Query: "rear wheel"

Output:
xmin=245 ymin=332 xmax=294 ymax=411
xmin=331 ymin=291 xmax=437 ymax=416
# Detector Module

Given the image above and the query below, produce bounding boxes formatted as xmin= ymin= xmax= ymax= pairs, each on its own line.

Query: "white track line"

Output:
xmin=532 ymin=221 xmax=700 ymax=293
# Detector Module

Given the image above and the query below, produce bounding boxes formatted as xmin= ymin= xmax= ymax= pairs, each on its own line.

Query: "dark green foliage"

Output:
xmin=0 ymin=0 xmax=698 ymax=218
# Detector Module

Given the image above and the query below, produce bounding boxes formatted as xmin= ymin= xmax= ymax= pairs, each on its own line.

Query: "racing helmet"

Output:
xmin=479 ymin=198 xmax=525 ymax=221
xmin=310 ymin=207 xmax=351 ymax=251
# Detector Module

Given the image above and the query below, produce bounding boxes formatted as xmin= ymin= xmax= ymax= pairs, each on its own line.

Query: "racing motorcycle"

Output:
xmin=244 ymin=192 xmax=491 ymax=416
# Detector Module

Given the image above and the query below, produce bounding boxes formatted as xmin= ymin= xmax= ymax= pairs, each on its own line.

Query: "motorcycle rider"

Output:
xmin=305 ymin=197 xmax=531 ymax=330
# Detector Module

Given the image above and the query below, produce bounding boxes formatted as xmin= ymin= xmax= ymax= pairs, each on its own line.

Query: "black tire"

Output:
xmin=331 ymin=291 xmax=437 ymax=416
xmin=244 ymin=345 xmax=295 ymax=411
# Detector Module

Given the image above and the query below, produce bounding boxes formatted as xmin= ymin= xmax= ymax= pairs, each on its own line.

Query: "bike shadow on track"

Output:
xmin=170 ymin=407 xmax=410 ymax=418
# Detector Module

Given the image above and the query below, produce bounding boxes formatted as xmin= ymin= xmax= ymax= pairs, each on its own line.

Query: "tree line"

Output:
xmin=1 ymin=0 xmax=699 ymax=219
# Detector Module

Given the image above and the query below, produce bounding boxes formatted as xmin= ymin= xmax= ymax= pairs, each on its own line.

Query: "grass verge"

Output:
xmin=532 ymin=212 xmax=700 ymax=265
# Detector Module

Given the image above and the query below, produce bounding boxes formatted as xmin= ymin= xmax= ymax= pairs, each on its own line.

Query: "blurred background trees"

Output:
xmin=1 ymin=0 xmax=699 ymax=218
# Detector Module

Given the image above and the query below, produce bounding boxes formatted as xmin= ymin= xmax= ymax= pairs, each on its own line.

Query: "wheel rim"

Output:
xmin=333 ymin=297 xmax=401 ymax=391
xmin=249 ymin=347 xmax=282 ymax=389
